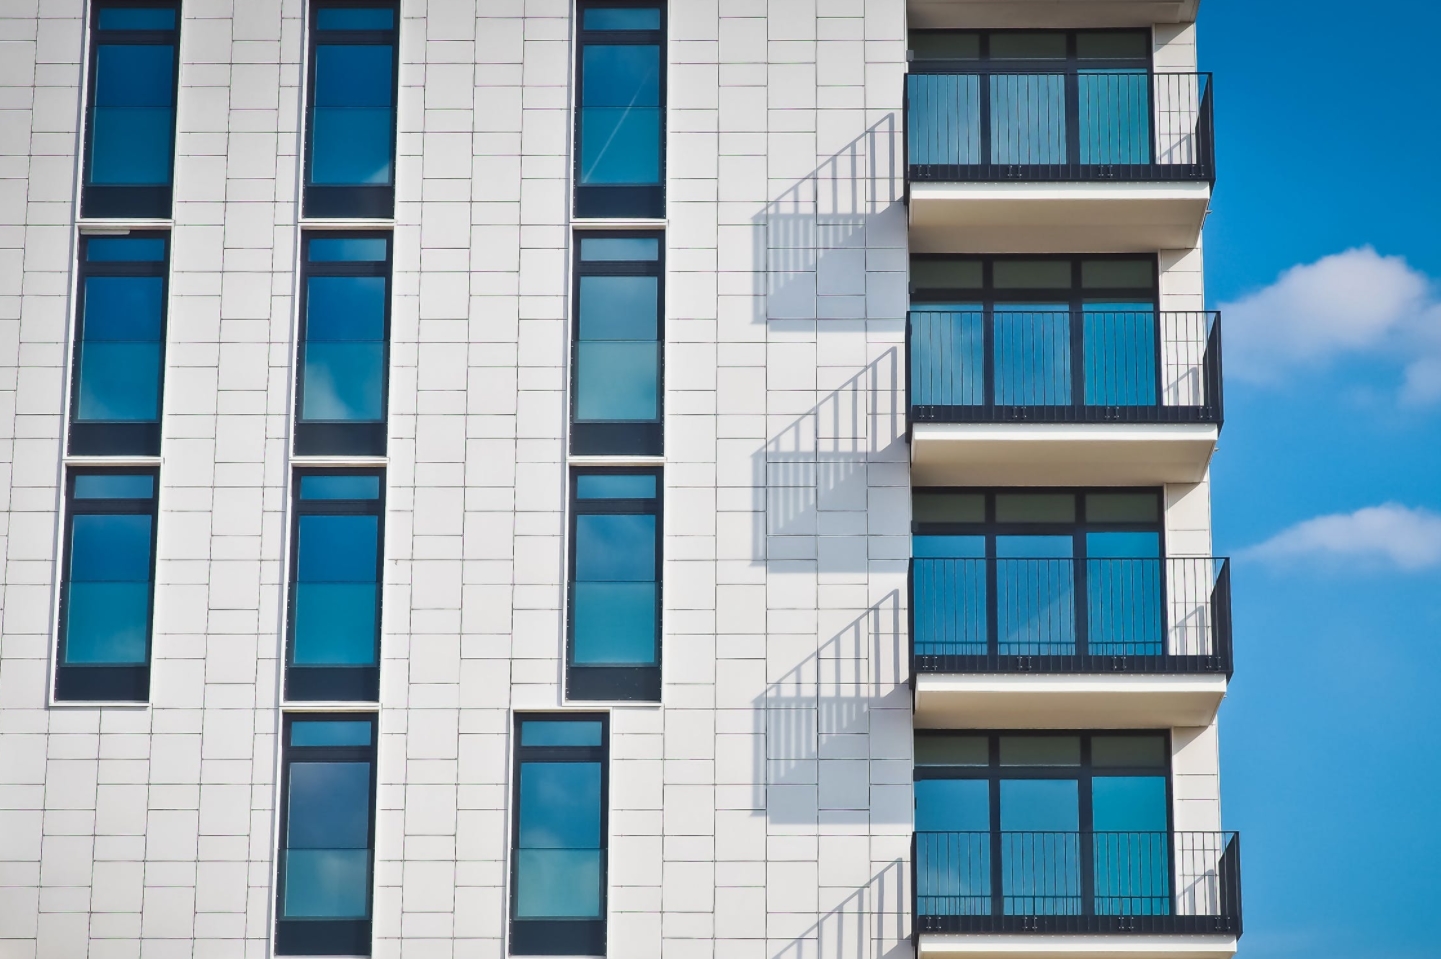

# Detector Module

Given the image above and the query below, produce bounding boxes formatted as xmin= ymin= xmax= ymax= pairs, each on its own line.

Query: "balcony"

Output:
xmin=909 ymin=1 xmax=1201 ymax=31
xmin=907 ymin=311 xmax=1222 ymax=486
xmin=906 ymin=72 xmax=1214 ymax=253
xmin=913 ymin=831 xmax=1242 ymax=958
xmin=910 ymin=557 xmax=1232 ymax=728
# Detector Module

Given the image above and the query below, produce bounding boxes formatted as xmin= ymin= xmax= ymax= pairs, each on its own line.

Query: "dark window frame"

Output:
xmin=570 ymin=231 xmax=665 ymax=456
xmin=294 ymin=231 xmax=393 ymax=456
xmin=55 ymin=466 xmax=160 ymax=702
xmin=68 ymin=231 xmax=170 ymax=456
xmin=510 ymin=712 xmax=610 ymax=957
xmin=285 ymin=468 xmax=386 ymax=703
xmin=574 ymin=0 xmax=667 ymax=219
xmin=911 ymin=487 xmax=1166 ymax=547
xmin=303 ymin=0 xmax=400 ymax=218
xmin=567 ymin=468 xmax=663 ymax=702
xmin=275 ymin=712 xmax=379 ymax=957
xmin=81 ymin=0 xmax=182 ymax=219
xmin=910 ymin=254 xmax=1159 ymax=309
xmin=909 ymin=28 xmax=1155 ymax=72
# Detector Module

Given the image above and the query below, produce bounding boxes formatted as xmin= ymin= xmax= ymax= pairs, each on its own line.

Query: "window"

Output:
xmin=287 ymin=470 xmax=385 ymax=702
xmin=571 ymin=234 xmax=663 ymax=455
xmin=276 ymin=713 xmax=378 ymax=956
xmin=567 ymin=470 xmax=662 ymax=702
xmin=911 ymin=489 xmax=1164 ymax=660
xmin=55 ymin=469 xmax=159 ymax=702
xmin=914 ymin=731 xmax=1172 ymax=919
xmin=511 ymin=714 xmax=609 ymax=956
xmin=82 ymin=2 xmax=180 ymax=218
xmin=575 ymin=2 xmax=665 ymax=218
xmin=909 ymin=255 xmax=1159 ymax=411
xmin=304 ymin=2 xmax=399 ymax=218
xmin=296 ymin=233 xmax=391 ymax=456
xmin=69 ymin=234 xmax=169 ymax=456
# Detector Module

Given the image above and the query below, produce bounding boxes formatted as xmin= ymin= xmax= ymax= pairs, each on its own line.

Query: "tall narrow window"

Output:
xmin=296 ymin=234 xmax=391 ymax=456
xmin=568 ymin=470 xmax=662 ymax=702
xmin=287 ymin=470 xmax=384 ymax=702
xmin=69 ymin=234 xmax=169 ymax=456
xmin=511 ymin=714 xmax=609 ymax=956
xmin=305 ymin=2 xmax=399 ymax=218
xmin=82 ymin=2 xmax=180 ymax=218
xmin=276 ymin=714 xmax=378 ymax=957
xmin=56 ymin=469 xmax=159 ymax=702
xmin=572 ymin=234 xmax=663 ymax=455
xmin=575 ymin=3 xmax=665 ymax=218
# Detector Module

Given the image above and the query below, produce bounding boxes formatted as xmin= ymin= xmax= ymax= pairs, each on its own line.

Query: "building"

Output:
xmin=0 ymin=1 xmax=1240 ymax=958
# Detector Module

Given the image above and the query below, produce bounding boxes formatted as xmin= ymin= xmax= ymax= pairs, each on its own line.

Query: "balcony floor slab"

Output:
xmin=908 ymin=0 xmax=1200 ymax=29
xmin=918 ymin=934 xmax=1238 ymax=959
xmin=914 ymin=673 xmax=1228 ymax=729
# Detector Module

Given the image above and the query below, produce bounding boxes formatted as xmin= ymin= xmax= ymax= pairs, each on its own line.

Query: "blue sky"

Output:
xmin=1199 ymin=3 xmax=1441 ymax=956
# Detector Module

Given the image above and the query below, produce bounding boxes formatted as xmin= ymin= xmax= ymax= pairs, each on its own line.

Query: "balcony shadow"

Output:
xmin=768 ymin=858 xmax=913 ymax=959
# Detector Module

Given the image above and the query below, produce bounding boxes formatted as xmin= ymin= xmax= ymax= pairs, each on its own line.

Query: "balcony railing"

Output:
xmin=910 ymin=557 xmax=1233 ymax=676
xmin=912 ymin=831 xmax=1242 ymax=936
xmin=907 ymin=310 xmax=1223 ymax=426
xmin=906 ymin=71 xmax=1215 ymax=183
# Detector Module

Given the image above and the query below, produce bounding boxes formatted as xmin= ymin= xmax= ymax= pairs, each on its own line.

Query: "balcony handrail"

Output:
xmin=912 ymin=830 xmax=1242 ymax=936
xmin=905 ymin=309 xmax=1223 ymax=427
xmin=908 ymin=556 xmax=1234 ymax=677
xmin=905 ymin=70 xmax=1215 ymax=183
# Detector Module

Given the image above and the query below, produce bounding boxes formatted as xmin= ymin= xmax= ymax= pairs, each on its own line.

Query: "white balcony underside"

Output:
xmin=908 ymin=0 xmax=1200 ymax=30
xmin=910 ymin=422 xmax=1218 ymax=487
xmin=914 ymin=673 xmax=1227 ymax=730
xmin=918 ymin=934 xmax=1237 ymax=959
xmin=908 ymin=182 xmax=1211 ymax=254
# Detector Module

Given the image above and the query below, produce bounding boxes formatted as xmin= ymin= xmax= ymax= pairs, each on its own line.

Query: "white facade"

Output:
xmin=0 ymin=2 xmax=1232 ymax=959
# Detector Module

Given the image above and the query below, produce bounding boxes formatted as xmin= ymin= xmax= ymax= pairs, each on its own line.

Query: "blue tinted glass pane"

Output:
xmin=576 ymin=513 xmax=655 ymax=580
xmin=578 ymin=276 xmax=658 ymax=340
xmin=909 ymin=309 xmax=985 ymax=407
xmin=994 ymin=307 xmax=1071 ymax=406
xmin=579 ymin=106 xmax=661 ymax=185
xmin=520 ymin=720 xmax=603 ymax=747
xmin=1083 ymin=306 xmax=1157 ymax=406
xmin=1091 ymin=776 xmax=1170 ymax=916
xmin=1092 ymin=776 xmax=1167 ymax=832
xmin=287 ymin=762 xmax=371 ymax=848
xmin=298 ymin=515 xmax=379 ymax=582
xmin=907 ymin=74 xmax=982 ymax=167
xmin=575 ymin=474 xmax=656 ymax=499
xmin=990 ymin=74 xmax=1066 ymax=165
xmin=1078 ymin=71 xmax=1150 ymax=166
xmin=573 ymin=581 xmax=657 ymax=665
xmin=1000 ymin=779 xmax=1080 ymax=831
xmin=582 ymin=45 xmax=659 ymax=106
xmin=576 ymin=341 xmax=658 ymax=421
xmin=309 ymin=237 xmax=388 ymax=262
xmin=70 ymin=514 xmax=153 ymax=580
xmin=996 ymin=536 xmax=1072 ymax=559
xmin=1086 ymin=554 xmax=1162 ymax=657
xmin=83 ymin=277 xmax=163 ymax=340
xmin=299 ymin=474 xmax=381 ymax=500
xmin=89 ymin=45 xmax=175 ymax=187
xmin=916 ymin=779 xmax=989 ymax=832
xmin=64 ymin=582 xmax=149 ymax=664
xmin=1086 ymin=533 xmax=1159 ymax=559
xmin=314 ymin=45 xmax=394 ymax=107
xmin=516 ymin=849 xmax=603 ymax=918
xmin=302 ymin=341 xmax=385 ymax=421
xmin=73 ymin=473 xmax=154 ymax=499
xmin=307 ymin=276 xmax=386 ymax=339
xmin=518 ymin=762 xmax=601 ymax=848
xmin=311 ymin=45 xmax=394 ymax=187
xmin=912 ymin=535 xmax=985 ymax=559
xmin=293 ymin=583 xmax=379 ymax=665
xmin=86 ymin=237 xmax=166 ymax=261
xmin=580 ymin=237 xmax=660 ymax=261
xmin=996 ymin=549 xmax=1075 ymax=656
xmin=911 ymin=557 xmax=987 ymax=658
xmin=291 ymin=720 xmax=373 ymax=747
xmin=916 ymin=831 xmax=991 ymax=918
xmin=77 ymin=341 xmax=161 ymax=422
xmin=584 ymin=8 xmax=661 ymax=30
xmin=98 ymin=8 xmax=177 ymax=29
xmin=284 ymin=848 xmax=370 ymax=918
xmin=316 ymin=8 xmax=395 ymax=29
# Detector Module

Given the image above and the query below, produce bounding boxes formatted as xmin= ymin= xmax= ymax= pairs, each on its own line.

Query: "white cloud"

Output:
xmin=1220 ymin=247 xmax=1441 ymax=404
xmin=1242 ymin=503 xmax=1441 ymax=571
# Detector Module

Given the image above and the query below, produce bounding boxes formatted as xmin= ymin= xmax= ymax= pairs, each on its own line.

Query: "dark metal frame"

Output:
xmin=285 ymin=468 xmax=386 ymax=702
xmin=509 ymin=712 xmax=610 ymax=956
xmin=303 ymin=0 xmax=400 ymax=218
xmin=566 ymin=468 xmax=663 ymax=702
xmin=570 ymin=231 xmax=665 ymax=456
xmin=275 ymin=712 xmax=379 ymax=956
xmin=294 ymin=231 xmax=392 ymax=456
xmin=55 ymin=466 xmax=160 ymax=702
xmin=68 ymin=232 xmax=170 ymax=456
xmin=573 ymin=0 xmax=667 ymax=219
xmin=81 ymin=0 xmax=182 ymax=218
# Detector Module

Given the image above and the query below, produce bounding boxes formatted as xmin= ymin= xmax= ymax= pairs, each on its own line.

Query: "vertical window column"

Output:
xmin=305 ymin=2 xmax=399 ymax=218
xmin=568 ymin=470 xmax=662 ymax=702
xmin=56 ymin=470 xmax=160 ymax=702
xmin=276 ymin=714 xmax=378 ymax=956
xmin=511 ymin=715 xmax=609 ymax=956
xmin=287 ymin=471 xmax=385 ymax=702
xmin=69 ymin=234 xmax=169 ymax=456
xmin=82 ymin=2 xmax=180 ymax=218
xmin=296 ymin=234 xmax=391 ymax=456
xmin=575 ymin=3 xmax=665 ymax=218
